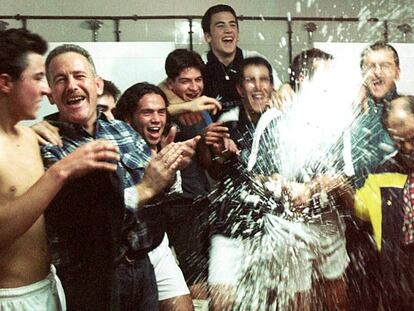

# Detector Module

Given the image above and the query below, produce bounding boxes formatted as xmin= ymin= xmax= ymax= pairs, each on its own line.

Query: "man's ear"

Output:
xmin=166 ymin=78 xmax=174 ymax=91
xmin=0 ymin=73 xmax=13 ymax=94
xmin=95 ymin=76 xmax=104 ymax=96
xmin=204 ymin=32 xmax=212 ymax=44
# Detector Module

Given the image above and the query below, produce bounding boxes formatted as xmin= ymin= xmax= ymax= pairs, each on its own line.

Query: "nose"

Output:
xmin=66 ymin=75 xmax=78 ymax=92
xmin=189 ymin=80 xmax=198 ymax=91
xmin=41 ymin=81 xmax=51 ymax=96
xmin=150 ymin=113 xmax=161 ymax=123
xmin=373 ymin=64 xmax=383 ymax=75
xmin=251 ymin=78 xmax=260 ymax=90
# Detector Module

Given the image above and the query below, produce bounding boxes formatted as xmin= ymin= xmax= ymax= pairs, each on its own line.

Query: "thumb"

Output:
xmin=161 ymin=126 xmax=177 ymax=148
xmin=150 ymin=148 xmax=158 ymax=159
xmin=191 ymin=135 xmax=201 ymax=146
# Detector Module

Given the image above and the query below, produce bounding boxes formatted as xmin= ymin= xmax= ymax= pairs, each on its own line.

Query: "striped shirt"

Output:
xmin=41 ymin=112 xmax=155 ymax=253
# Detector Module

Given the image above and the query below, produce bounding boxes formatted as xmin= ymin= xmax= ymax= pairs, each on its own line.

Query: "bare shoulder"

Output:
xmin=17 ymin=124 xmax=40 ymax=145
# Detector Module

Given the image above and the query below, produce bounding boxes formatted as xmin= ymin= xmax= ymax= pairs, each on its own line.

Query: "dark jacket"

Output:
xmin=46 ymin=169 xmax=125 ymax=311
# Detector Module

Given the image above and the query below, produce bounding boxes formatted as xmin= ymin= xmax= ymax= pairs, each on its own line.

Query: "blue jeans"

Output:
xmin=113 ymin=255 xmax=158 ymax=311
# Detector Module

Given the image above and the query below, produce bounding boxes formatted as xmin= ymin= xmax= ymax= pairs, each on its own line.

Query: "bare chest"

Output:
xmin=0 ymin=141 xmax=44 ymax=200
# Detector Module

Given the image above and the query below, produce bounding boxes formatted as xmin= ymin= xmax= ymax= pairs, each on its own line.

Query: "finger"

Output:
xmin=91 ymin=162 xmax=118 ymax=172
xmin=182 ymin=135 xmax=200 ymax=149
xmin=93 ymin=150 xmax=120 ymax=162
xmin=38 ymin=130 xmax=62 ymax=146
xmin=169 ymin=155 xmax=183 ymax=171
xmin=162 ymin=145 xmax=182 ymax=168
xmin=163 ymin=126 xmax=177 ymax=147
xmin=157 ymin=142 xmax=176 ymax=159
xmin=35 ymin=134 xmax=49 ymax=146
xmin=44 ymin=122 xmax=60 ymax=134
xmin=188 ymin=113 xmax=201 ymax=125
xmin=179 ymin=115 xmax=189 ymax=126
xmin=91 ymin=139 xmax=119 ymax=152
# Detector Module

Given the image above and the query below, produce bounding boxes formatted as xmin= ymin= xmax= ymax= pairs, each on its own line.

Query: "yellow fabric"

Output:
xmin=354 ymin=172 xmax=407 ymax=250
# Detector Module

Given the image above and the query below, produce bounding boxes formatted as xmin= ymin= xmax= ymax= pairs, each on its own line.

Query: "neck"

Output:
xmin=242 ymin=103 xmax=260 ymax=125
xmin=213 ymin=49 xmax=236 ymax=66
xmin=58 ymin=113 xmax=97 ymax=135
xmin=0 ymin=97 xmax=20 ymax=134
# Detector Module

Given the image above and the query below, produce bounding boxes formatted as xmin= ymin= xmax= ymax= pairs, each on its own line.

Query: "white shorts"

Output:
xmin=208 ymin=234 xmax=244 ymax=286
xmin=0 ymin=265 xmax=66 ymax=311
xmin=148 ymin=233 xmax=190 ymax=300
xmin=281 ymin=220 xmax=349 ymax=293
xmin=208 ymin=213 xmax=349 ymax=294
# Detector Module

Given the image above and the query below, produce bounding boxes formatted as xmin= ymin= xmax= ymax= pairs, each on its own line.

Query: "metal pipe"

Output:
xmin=114 ymin=19 xmax=121 ymax=42
xmin=287 ymin=19 xmax=293 ymax=68
xmin=383 ymin=20 xmax=389 ymax=43
xmin=0 ymin=14 xmax=382 ymax=22
xmin=188 ymin=18 xmax=193 ymax=51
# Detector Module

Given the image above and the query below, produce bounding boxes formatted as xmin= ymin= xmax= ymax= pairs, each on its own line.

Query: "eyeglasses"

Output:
xmin=243 ymin=76 xmax=271 ymax=86
xmin=362 ymin=62 xmax=396 ymax=73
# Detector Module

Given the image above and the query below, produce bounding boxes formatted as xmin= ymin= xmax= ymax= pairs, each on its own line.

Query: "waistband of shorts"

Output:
xmin=0 ymin=276 xmax=52 ymax=298
xmin=0 ymin=265 xmax=58 ymax=298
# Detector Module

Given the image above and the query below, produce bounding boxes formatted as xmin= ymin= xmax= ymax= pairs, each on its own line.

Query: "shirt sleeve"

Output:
xmin=40 ymin=144 xmax=61 ymax=169
xmin=124 ymin=185 xmax=139 ymax=213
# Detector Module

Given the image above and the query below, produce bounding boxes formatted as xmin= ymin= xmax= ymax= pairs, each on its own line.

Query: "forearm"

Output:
xmin=167 ymin=101 xmax=194 ymax=116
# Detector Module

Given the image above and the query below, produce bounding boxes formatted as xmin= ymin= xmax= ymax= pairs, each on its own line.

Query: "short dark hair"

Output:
xmin=0 ymin=28 xmax=48 ymax=80
xmin=201 ymin=4 xmax=238 ymax=34
xmin=382 ymin=95 xmax=414 ymax=128
xmin=165 ymin=49 xmax=204 ymax=80
xmin=46 ymin=44 xmax=97 ymax=80
xmin=290 ymin=48 xmax=333 ymax=88
xmin=101 ymin=79 xmax=121 ymax=101
xmin=114 ymin=82 xmax=168 ymax=121
xmin=360 ymin=41 xmax=400 ymax=70
xmin=237 ymin=56 xmax=274 ymax=85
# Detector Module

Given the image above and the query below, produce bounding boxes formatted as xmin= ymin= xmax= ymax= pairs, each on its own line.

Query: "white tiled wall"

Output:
xmin=2 ymin=0 xmax=413 ymax=81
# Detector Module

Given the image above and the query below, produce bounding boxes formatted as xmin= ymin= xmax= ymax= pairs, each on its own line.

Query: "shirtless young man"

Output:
xmin=0 ymin=28 xmax=118 ymax=310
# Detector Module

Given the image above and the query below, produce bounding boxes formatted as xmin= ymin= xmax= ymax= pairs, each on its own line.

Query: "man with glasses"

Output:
xmin=345 ymin=41 xmax=401 ymax=310
xmin=352 ymin=41 xmax=400 ymax=186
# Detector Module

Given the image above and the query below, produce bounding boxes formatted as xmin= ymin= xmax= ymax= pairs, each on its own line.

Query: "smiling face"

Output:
xmin=204 ymin=11 xmax=239 ymax=62
xmin=47 ymin=52 xmax=103 ymax=132
xmin=129 ymin=93 xmax=167 ymax=149
xmin=237 ymin=64 xmax=273 ymax=121
xmin=167 ymin=67 xmax=203 ymax=102
xmin=362 ymin=49 xmax=400 ymax=101
xmin=7 ymin=52 xmax=50 ymax=121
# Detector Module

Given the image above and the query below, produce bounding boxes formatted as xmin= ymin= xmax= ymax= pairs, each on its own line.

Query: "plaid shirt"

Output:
xmin=41 ymin=112 xmax=154 ymax=254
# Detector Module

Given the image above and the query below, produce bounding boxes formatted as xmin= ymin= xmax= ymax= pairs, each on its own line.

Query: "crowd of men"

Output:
xmin=0 ymin=3 xmax=413 ymax=311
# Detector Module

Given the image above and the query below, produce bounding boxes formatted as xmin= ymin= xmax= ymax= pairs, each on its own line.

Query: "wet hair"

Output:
xmin=236 ymin=56 xmax=274 ymax=85
xmin=201 ymin=4 xmax=238 ymax=34
xmin=0 ymin=28 xmax=48 ymax=80
xmin=360 ymin=41 xmax=400 ymax=69
xmin=45 ymin=44 xmax=97 ymax=80
xmin=382 ymin=95 xmax=414 ymax=128
xmin=290 ymin=48 xmax=333 ymax=89
xmin=114 ymin=82 xmax=168 ymax=121
xmin=101 ymin=79 xmax=121 ymax=101
xmin=165 ymin=49 xmax=204 ymax=80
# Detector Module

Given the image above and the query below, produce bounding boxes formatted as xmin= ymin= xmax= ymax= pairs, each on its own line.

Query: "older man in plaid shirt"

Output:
xmin=35 ymin=44 xmax=198 ymax=311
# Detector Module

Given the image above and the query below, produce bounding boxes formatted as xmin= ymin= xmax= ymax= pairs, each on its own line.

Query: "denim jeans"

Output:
xmin=113 ymin=255 xmax=158 ymax=311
